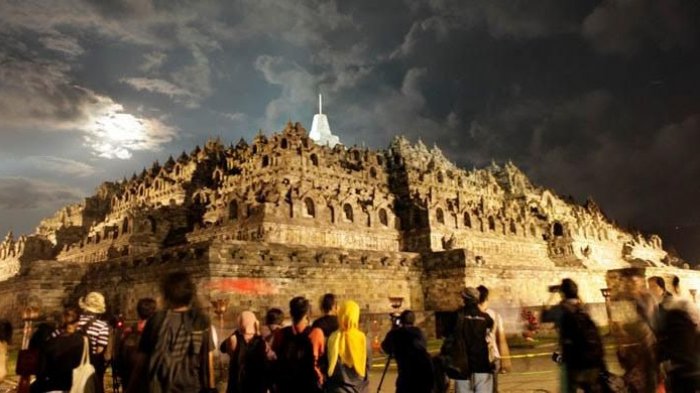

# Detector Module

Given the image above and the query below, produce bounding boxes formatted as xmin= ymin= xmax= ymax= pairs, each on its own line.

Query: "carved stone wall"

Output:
xmin=0 ymin=121 xmax=696 ymax=337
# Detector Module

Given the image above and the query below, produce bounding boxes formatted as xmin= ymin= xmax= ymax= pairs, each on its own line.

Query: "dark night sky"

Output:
xmin=1 ymin=0 xmax=699 ymax=262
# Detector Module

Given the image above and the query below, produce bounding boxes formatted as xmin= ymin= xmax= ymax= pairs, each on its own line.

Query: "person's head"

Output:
xmin=289 ymin=296 xmax=310 ymax=324
xmin=647 ymin=276 xmax=667 ymax=300
xmin=672 ymin=275 xmax=680 ymax=295
xmin=399 ymin=310 xmax=415 ymax=326
xmin=265 ymin=308 xmax=284 ymax=326
xmin=62 ymin=307 xmax=81 ymax=332
xmin=620 ymin=268 xmax=647 ymax=295
xmin=79 ymin=291 xmax=106 ymax=315
xmin=460 ymin=287 xmax=480 ymax=306
xmin=238 ymin=310 xmax=260 ymax=336
xmin=136 ymin=298 xmax=157 ymax=320
xmin=0 ymin=320 xmax=12 ymax=343
xmin=161 ymin=271 xmax=196 ymax=308
xmin=560 ymin=278 xmax=578 ymax=300
xmin=320 ymin=293 xmax=338 ymax=315
xmin=338 ymin=300 xmax=361 ymax=331
xmin=477 ymin=285 xmax=489 ymax=307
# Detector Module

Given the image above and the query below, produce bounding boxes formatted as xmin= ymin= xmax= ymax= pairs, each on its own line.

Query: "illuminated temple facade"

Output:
xmin=0 ymin=121 xmax=695 ymax=331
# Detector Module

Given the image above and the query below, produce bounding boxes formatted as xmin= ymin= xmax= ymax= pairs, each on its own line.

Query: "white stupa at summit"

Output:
xmin=309 ymin=94 xmax=340 ymax=147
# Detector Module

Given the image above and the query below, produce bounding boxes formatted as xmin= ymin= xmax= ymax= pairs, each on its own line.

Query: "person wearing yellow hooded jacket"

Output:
xmin=325 ymin=300 xmax=371 ymax=393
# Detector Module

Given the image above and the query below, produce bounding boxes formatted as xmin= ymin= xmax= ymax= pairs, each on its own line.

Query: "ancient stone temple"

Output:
xmin=0 ymin=121 xmax=697 ymax=333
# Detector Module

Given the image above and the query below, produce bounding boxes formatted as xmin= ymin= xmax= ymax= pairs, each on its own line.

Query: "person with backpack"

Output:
xmin=138 ymin=271 xmax=215 ymax=393
xmin=441 ymin=287 xmax=494 ymax=393
xmin=220 ymin=310 xmax=270 ymax=393
xmin=74 ymin=292 xmax=110 ymax=393
xmin=114 ymin=298 xmax=156 ymax=392
xmin=32 ymin=307 xmax=95 ymax=393
xmin=325 ymin=300 xmax=370 ymax=393
xmin=381 ymin=310 xmax=433 ymax=393
xmin=652 ymin=280 xmax=700 ymax=393
xmin=542 ymin=278 xmax=605 ymax=393
xmin=271 ymin=296 xmax=325 ymax=393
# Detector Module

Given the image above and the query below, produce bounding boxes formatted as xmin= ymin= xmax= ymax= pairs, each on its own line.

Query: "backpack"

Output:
xmin=274 ymin=326 xmax=318 ymax=391
xmin=228 ymin=331 xmax=268 ymax=392
xmin=440 ymin=311 xmax=470 ymax=379
xmin=147 ymin=310 xmax=210 ymax=393
xmin=560 ymin=304 xmax=604 ymax=370
xmin=659 ymin=306 xmax=700 ymax=371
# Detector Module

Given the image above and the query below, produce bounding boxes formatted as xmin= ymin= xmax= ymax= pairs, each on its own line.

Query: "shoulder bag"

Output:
xmin=70 ymin=336 xmax=96 ymax=393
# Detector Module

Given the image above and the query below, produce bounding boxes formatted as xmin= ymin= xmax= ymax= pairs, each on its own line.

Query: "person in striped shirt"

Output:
xmin=77 ymin=291 xmax=110 ymax=393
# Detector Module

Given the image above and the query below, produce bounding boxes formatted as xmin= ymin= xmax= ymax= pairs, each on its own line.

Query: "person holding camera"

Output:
xmin=381 ymin=310 xmax=434 ymax=393
xmin=541 ymin=278 xmax=605 ymax=393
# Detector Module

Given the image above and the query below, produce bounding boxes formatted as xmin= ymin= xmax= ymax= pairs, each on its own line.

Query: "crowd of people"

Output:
xmin=0 ymin=269 xmax=697 ymax=393
xmin=541 ymin=273 xmax=700 ymax=393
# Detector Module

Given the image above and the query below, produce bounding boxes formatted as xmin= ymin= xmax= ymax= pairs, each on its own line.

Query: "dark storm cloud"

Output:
xmin=583 ymin=0 xmax=700 ymax=55
xmin=0 ymin=178 xmax=83 ymax=210
xmin=0 ymin=0 xmax=699 ymax=262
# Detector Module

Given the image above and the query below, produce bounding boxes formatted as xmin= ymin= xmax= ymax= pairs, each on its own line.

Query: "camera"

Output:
xmin=548 ymin=285 xmax=561 ymax=293
xmin=551 ymin=352 xmax=563 ymax=364
xmin=390 ymin=312 xmax=402 ymax=329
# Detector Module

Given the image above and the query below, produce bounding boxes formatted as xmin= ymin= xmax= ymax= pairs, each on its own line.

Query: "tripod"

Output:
xmin=376 ymin=354 xmax=393 ymax=393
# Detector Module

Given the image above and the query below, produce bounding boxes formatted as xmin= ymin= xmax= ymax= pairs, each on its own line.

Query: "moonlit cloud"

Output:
xmin=83 ymin=102 xmax=177 ymax=159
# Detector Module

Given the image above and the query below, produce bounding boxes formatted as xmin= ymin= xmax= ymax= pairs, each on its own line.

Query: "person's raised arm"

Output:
xmin=220 ymin=332 xmax=237 ymax=355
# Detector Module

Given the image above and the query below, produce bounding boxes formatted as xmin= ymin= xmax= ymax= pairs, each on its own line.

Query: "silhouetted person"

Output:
xmin=272 ymin=296 xmax=324 ymax=393
xmin=118 ymin=297 xmax=156 ymax=393
xmin=477 ymin=285 xmax=511 ymax=393
xmin=138 ymin=271 xmax=215 ymax=393
xmin=542 ymin=278 xmax=604 ymax=393
xmin=442 ymin=287 xmax=494 ymax=393
xmin=220 ymin=311 xmax=270 ymax=393
xmin=652 ymin=277 xmax=700 ymax=393
xmin=261 ymin=308 xmax=284 ymax=348
xmin=381 ymin=310 xmax=433 ymax=393
xmin=0 ymin=319 xmax=11 ymax=382
xmin=611 ymin=269 xmax=658 ymax=393
xmin=648 ymin=276 xmax=673 ymax=322
xmin=32 ymin=307 xmax=95 ymax=393
xmin=312 ymin=293 xmax=339 ymax=338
